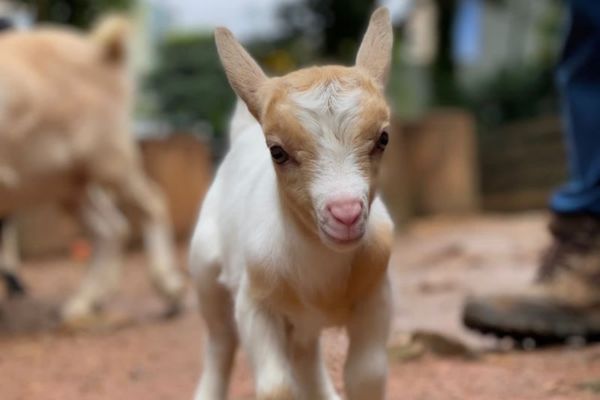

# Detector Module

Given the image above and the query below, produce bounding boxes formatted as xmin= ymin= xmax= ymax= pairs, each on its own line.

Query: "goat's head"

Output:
xmin=215 ymin=7 xmax=393 ymax=251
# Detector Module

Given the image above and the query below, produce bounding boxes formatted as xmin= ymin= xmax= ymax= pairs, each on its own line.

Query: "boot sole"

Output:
xmin=463 ymin=298 xmax=600 ymax=348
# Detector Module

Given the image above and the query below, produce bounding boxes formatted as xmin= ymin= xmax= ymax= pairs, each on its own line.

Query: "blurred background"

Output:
xmin=5 ymin=1 xmax=597 ymax=400
xmin=0 ymin=0 xmax=567 ymax=257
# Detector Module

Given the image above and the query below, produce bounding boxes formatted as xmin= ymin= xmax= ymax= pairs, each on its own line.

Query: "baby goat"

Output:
xmin=190 ymin=7 xmax=394 ymax=400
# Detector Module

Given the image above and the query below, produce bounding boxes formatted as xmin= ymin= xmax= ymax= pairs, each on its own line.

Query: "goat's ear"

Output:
xmin=355 ymin=7 xmax=393 ymax=87
xmin=215 ymin=27 xmax=267 ymax=119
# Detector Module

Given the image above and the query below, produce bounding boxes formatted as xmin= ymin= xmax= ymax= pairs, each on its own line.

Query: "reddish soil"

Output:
xmin=1 ymin=212 xmax=600 ymax=400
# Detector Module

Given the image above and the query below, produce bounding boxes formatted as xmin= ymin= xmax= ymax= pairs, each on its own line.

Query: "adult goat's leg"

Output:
xmin=114 ymin=169 xmax=185 ymax=314
xmin=0 ymin=218 xmax=25 ymax=297
xmin=61 ymin=187 xmax=128 ymax=323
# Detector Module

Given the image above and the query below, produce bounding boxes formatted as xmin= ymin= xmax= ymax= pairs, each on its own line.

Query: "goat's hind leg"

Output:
xmin=113 ymin=170 xmax=185 ymax=315
xmin=61 ymin=187 xmax=128 ymax=324
xmin=191 ymin=230 xmax=237 ymax=400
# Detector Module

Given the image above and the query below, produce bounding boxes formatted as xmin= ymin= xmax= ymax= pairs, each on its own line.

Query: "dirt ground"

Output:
xmin=1 ymin=212 xmax=600 ymax=400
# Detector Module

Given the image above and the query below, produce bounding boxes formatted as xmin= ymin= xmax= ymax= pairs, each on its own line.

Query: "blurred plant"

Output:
xmin=463 ymin=63 xmax=558 ymax=133
xmin=535 ymin=0 xmax=564 ymax=65
xmin=431 ymin=0 xmax=460 ymax=106
xmin=145 ymin=32 xmax=234 ymax=137
xmin=461 ymin=0 xmax=564 ymax=131
xmin=277 ymin=0 xmax=376 ymax=63
xmin=17 ymin=0 xmax=134 ymax=27
xmin=247 ymin=37 xmax=319 ymax=77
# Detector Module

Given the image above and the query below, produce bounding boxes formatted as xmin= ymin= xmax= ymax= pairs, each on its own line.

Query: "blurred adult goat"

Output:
xmin=0 ymin=17 xmax=185 ymax=325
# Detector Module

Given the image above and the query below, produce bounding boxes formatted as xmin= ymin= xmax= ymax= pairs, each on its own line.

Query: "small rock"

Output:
xmin=389 ymin=330 xmax=479 ymax=363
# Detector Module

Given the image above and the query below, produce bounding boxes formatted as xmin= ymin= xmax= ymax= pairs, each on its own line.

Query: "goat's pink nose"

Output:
xmin=327 ymin=199 xmax=363 ymax=227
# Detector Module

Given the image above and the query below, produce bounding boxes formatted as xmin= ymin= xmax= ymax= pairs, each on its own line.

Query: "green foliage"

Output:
xmin=145 ymin=33 xmax=235 ymax=137
xmin=278 ymin=0 xmax=376 ymax=63
xmin=534 ymin=0 xmax=564 ymax=65
xmin=460 ymin=1 xmax=564 ymax=131
xmin=431 ymin=0 xmax=461 ymax=106
xmin=463 ymin=63 xmax=558 ymax=133
xmin=17 ymin=0 xmax=134 ymax=28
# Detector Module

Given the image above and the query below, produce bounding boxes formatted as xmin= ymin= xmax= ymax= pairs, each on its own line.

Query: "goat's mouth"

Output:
xmin=319 ymin=223 xmax=365 ymax=248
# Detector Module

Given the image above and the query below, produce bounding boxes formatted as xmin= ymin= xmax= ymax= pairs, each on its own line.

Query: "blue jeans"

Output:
xmin=551 ymin=0 xmax=600 ymax=213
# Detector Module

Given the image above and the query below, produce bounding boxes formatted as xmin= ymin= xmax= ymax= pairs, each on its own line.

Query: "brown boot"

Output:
xmin=463 ymin=213 xmax=600 ymax=346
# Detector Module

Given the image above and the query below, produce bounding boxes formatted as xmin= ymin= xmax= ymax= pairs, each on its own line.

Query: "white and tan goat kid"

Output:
xmin=190 ymin=7 xmax=395 ymax=400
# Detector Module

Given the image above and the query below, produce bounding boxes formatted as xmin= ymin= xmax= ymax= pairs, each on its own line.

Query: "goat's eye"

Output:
xmin=270 ymin=145 xmax=289 ymax=164
xmin=375 ymin=131 xmax=389 ymax=151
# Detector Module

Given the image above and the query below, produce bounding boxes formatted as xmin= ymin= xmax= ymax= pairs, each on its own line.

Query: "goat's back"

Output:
xmin=0 ymin=21 xmax=133 ymax=215
xmin=0 ymin=26 xmax=130 ymax=142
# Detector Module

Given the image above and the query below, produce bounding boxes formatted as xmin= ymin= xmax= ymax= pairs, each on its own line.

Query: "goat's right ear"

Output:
xmin=215 ymin=28 xmax=267 ymax=120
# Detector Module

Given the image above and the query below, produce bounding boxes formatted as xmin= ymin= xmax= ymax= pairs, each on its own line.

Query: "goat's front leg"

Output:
xmin=344 ymin=278 xmax=392 ymax=400
xmin=291 ymin=334 xmax=340 ymax=400
xmin=62 ymin=187 xmax=128 ymax=323
xmin=0 ymin=218 xmax=25 ymax=297
xmin=236 ymin=282 xmax=296 ymax=400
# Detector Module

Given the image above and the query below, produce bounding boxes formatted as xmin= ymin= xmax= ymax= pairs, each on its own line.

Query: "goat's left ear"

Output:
xmin=355 ymin=7 xmax=393 ymax=87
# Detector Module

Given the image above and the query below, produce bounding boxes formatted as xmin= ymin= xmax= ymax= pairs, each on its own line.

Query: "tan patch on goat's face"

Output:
xmin=259 ymin=66 xmax=390 ymax=249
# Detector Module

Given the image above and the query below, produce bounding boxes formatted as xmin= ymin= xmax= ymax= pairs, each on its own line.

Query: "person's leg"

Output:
xmin=551 ymin=0 xmax=600 ymax=214
xmin=463 ymin=1 xmax=600 ymax=345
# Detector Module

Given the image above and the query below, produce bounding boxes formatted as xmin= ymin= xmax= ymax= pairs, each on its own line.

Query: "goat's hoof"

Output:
xmin=2 ymin=272 xmax=26 ymax=298
xmin=154 ymin=270 xmax=187 ymax=312
xmin=162 ymin=302 xmax=184 ymax=319
xmin=59 ymin=309 xmax=133 ymax=333
xmin=60 ymin=299 xmax=131 ymax=332
xmin=256 ymin=386 xmax=296 ymax=400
